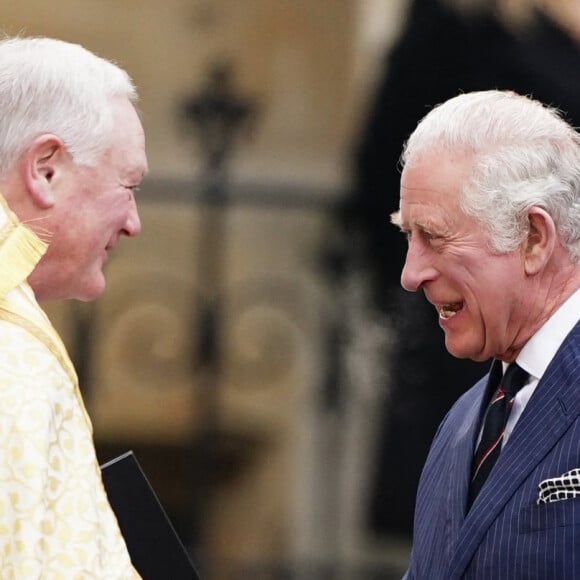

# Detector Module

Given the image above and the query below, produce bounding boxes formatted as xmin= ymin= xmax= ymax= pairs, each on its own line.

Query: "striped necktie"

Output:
xmin=468 ymin=360 xmax=529 ymax=509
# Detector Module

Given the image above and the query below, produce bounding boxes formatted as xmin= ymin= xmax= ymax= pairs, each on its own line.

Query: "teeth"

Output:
xmin=440 ymin=308 xmax=456 ymax=319
xmin=439 ymin=303 xmax=462 ymax=319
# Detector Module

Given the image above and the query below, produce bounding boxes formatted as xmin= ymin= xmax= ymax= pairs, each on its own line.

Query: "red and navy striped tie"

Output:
xmin=468 ymin=360 xmax=529 ymax=509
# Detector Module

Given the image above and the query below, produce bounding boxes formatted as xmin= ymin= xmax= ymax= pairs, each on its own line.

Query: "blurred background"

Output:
xmin=6 ymin=0 xmax=579 ymax=578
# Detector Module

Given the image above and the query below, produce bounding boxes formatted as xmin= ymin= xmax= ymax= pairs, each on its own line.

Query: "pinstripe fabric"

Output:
xmin=404 ymin=321 xmax=580 ymax=580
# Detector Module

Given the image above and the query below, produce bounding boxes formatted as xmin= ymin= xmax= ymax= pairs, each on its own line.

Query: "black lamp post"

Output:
xmin=181 ymin=59 xmax=256 ymax=558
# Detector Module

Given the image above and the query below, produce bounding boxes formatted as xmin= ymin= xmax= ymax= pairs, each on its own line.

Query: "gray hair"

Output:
xmin=402 ymin=90 xmax=580 ymax=262
xmin=0 ymin=36 xmax=137 ymax=174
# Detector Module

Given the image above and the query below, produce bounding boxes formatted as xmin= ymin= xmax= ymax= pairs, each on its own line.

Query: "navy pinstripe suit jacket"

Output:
xmin=404 ymin=321 xmax=580 ymax=579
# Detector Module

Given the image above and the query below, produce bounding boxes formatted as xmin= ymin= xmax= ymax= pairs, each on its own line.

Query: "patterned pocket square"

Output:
xmin=537 ymin=468 xmax=580 ymax=505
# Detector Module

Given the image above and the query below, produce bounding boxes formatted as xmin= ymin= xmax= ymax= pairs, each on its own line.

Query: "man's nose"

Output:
xmin=123 ymin=198 xmax=142 ymax=237
xmin=400 ymin=238 xmax=437 ymax=292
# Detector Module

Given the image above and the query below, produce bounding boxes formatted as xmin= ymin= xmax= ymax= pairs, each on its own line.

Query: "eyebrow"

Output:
xmin=390 ymin=213 xmax=450 ymax=238
xmin=390 ymin=210 xmax=403 ymax=228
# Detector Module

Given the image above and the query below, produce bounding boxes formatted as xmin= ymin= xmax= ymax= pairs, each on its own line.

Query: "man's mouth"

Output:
xmin=438 ymin=302 xmax=463 ymax=319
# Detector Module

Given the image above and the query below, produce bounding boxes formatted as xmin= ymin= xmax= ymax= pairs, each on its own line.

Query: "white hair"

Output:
xmin=0 ymin=36 xmax=137 ymax=174
xmin=402 ymin=90 xmax=580 ymax=262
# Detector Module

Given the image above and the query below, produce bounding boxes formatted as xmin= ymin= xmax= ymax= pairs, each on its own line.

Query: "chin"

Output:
xmin=79 ymin=287 xmax=106 ymax=302
xmin=75 ymin=276 xmax=107 ymax=302
xmin=444 ymin=339 xmax=479 ymax=361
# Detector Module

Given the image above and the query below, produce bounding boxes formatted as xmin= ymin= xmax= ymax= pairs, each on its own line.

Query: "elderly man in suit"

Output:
xmin=392 ymin=90 xmax=580 ymax=579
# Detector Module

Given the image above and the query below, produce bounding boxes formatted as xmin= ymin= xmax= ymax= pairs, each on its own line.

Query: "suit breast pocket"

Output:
xmin=519 ymin=498 xmax=580 ymax=533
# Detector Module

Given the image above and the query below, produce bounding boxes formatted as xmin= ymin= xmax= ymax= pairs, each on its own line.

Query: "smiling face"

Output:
xmin=28 ymin=98 xmax=148 ymax=302
xmin=393 ymin=150 xmax=534 ymax=362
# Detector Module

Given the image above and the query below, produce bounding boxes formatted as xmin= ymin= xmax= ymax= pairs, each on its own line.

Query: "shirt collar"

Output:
xmin=516 ymin=287 xmax=580 ymax=381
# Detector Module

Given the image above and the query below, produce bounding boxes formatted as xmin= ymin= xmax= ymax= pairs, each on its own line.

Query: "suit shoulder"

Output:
xmin=435 ymin=373 xmax=488 ymax=434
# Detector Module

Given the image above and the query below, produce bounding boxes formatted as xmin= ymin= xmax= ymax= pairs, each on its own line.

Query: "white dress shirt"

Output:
xmin=501 ymin=287 xmax=580 ymax=446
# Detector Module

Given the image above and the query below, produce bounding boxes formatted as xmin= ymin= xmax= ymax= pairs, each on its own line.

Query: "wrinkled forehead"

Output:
xmin=402 ymin=148 xmax=475 ymax=194
xmin=109 ymin=99 xmax=148 ymax=175
xmin=394 ymin=149 xmax=475 ymax=225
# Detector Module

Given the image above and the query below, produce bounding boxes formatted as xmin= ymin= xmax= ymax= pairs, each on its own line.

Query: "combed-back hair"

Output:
xmin=0 ymin=36 xmax=137 ymax=175
xmin=402 ymin=90 xmax=580 ymax=262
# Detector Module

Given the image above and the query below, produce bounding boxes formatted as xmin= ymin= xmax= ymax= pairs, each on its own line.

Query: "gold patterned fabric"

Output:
xmin=0 ymin=195 xmax=140 ymax=578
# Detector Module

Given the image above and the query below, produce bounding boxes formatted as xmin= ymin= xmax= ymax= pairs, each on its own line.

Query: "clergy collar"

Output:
xmin=0 ymin=193 xmax=47 ymax=297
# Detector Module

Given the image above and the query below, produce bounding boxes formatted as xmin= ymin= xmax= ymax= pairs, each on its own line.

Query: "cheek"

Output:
xmin=84 ymin=197 xmax=126 ymax=230
xmin=102 ymin=196 xmax=132 ymax=223
xmin=470 ymin=261 xmax=522 ymax=323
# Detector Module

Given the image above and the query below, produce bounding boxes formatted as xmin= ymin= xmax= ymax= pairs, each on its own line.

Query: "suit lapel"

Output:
xmin=448 ymin=322 xmax=580 ymax=578
xmin=446 ymin=377 xmax=488 ymax=545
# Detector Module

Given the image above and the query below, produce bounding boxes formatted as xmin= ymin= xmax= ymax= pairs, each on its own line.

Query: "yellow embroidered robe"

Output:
xmin=0 ymin=196 xmax=140 ymax=578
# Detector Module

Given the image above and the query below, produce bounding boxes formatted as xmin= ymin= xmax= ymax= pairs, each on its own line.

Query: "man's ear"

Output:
xmin=523 ymin=206 xmax=557 ymax=275
xmin=20 ymin=134 xmax=67 ymax=209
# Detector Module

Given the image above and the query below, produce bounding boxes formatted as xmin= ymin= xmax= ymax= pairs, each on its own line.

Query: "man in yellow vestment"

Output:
xmin=0 ymin=37 xmax=148 ymax=578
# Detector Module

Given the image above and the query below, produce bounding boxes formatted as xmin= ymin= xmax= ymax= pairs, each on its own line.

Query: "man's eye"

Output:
xmin=425 ymin=232 xmax=445 ymax=246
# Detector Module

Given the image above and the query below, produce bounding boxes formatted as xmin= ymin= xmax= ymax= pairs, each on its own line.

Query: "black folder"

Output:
xmin=101 ymin=450 xmax=200 ymax=579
